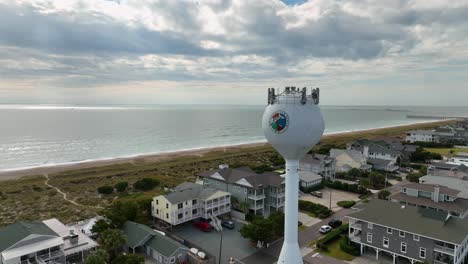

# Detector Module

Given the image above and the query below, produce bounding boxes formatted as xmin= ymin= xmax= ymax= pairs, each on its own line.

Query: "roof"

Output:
xmin=0 ymin=221 xmax=58 ymax=252
xmin=348 ymin=199 xmax=468 ymax=244
xmin=420 ymin=176 xmax=468 ymax=199
xmin=401 ymin=183 xmax=460 ymax=196
xmin=198 ymin=166 xmax=284 ymax=188
xmin=407 ymin=130 xmax=436 ymax=135
xmin=430 ymin=162 xmax=468 ymax=172
xmin=300 ymin=154 xmax=333 ymax=165
xmin=455 ymin=152 xmax=468 ymax=158
xmin=164 ymin=184 xmax=228 ymax=204
xmin=299 ymin=171 xmax=322 ymax=183
xmin=122 ymin=221 xmax=185 ymax=257
xmin=330 ymin=149 xmax=365 ymax=163
xmin=388 ymin=193 xmax=468 ymax=214
xmin=368 ymin=143 xmax=400 ymax=156
xmin=367 ymin=158 xmax=392 ymax=167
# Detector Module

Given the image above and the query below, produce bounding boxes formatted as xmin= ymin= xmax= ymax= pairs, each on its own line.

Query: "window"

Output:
xmin=156 ymin=199 xmax=159 ymax=205
xmin=414 ymin=234 xmax=420 ymax=241
xmin=399 ymin=231 xmax=405 ymax=237
xmin=156 ymin=209 xmax=159 ymax=214
xmin=368 ymin=223 xmax=373 ymax=229
xmin=419 ymin=247 xmax=426 ymax=259
xmin=383 ymin=237 xmax=389 ymax=248
xmin=166 ymin=213 xmax=169 ymax=219
xmin=192 ymin=199 xmax=197 ymax=205
xmin=387 ymin=228 xmax=392 ymax=234
xmin=170 ymin=256 xmax=176 ymax=263
xmin=166 ymin=203 xmax=169 ymax=209
xmin=192 ymin=209 xmax=197 ymax=215
xmin=367 ymin=233 xmax=372 ymax=243
xmin=185 ymin=201 xmax=188 ymax=205
xmin=178 ymin=213 xmax=183 ymax=219
xmin=401 ymin=242 xmax=407 ymax=253
xmin=402 ymin=188 xmax=406 ymax=193
xmin=178 ymin=203 xmax=183 ymax=209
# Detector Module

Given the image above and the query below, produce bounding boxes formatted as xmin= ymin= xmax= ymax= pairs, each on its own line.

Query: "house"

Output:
xmin=198 ymin=165 xmax=285 ymax=216
xmin=347 ymin=139 xmax=401 ymax=172
xmin=406 ymin=130 xmax=439 ymax=143
xmin=329 ymin=149 xmax=370 ymax=172
xmin=420 ymin=175 xmax=468 ymax=200
xmin=428 ymin=162 xmax=468 ymax=179
xmin=299 ymin=154 xmax=336 ymax=179
xmin=0 ymin=219 xmax=97 ymax=264
xmin=151 ymin=182 xmax=231 ymax=226
xmin=122 ymin=221 xmax=189 ymax=264
xmin=448 ymin=153 xmax=468 ymax=166
xmin=388 ymin=183 xmax=468 ymax=218
xmin=348 ymin=199 xmax=468 ymax=264
xmin=299 ymin=171 xmax=322 ymax=189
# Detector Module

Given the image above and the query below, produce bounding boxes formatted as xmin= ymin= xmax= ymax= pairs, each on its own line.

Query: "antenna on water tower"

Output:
xmin=262 ymin=87 xmax=325 ymax=264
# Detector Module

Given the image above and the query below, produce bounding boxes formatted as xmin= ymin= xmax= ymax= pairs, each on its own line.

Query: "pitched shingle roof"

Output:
xmin=0 ymin=221 xmax=58 ymax=252
xmin=401 ymin=183 xmax=460 ymax=196
xmin=330 ymin=149 xmax=365 ymax=163
xmin=299 ymin=171 xmax=322 ymax=183
xmin=198 ymin=167 xmax=284 ymax=188
xmin=348 ymin=199 xmax=468 ymax=244
xmin=164 ymin=183 xmax=227 ymax=204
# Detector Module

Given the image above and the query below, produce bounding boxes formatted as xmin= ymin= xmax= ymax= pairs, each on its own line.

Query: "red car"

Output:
xmin=193 ymin=221 xmax=213 ymax=232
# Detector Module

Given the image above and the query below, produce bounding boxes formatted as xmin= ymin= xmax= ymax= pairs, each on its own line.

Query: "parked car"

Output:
xmin=311 ymin=191 xmax=323 ymax=198
xmin=221 ymin=221 xmax=235 ymax=229
xmin=319 ymin=225 xmax=332 ymax=234
xmin=194 ymin=221 xmax=213 ymax=232
xmin=328 ymin=219 xmax=342 ymax=228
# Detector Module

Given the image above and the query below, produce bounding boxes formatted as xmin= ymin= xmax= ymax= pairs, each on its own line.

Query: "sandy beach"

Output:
xmin=0 ymin=119 xmax=457 ymax=181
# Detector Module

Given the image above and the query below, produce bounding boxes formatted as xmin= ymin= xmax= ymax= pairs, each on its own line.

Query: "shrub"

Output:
xmin=323 ymin=179 xmax=372 ymax=196
xmin=407 ymin=172 xmax=423 ymax=183
xmin=97 ymin=185 xmax=114 ymax=195
xmin=317 ymin=224 xmax=349 ymax=250
xmin=337 ymin=200 xmax=356 ymax=208
xmin=245 ymin=213 xmax=262 ymax=223
xmin=340 ymin=236 xmax=360 ymax=256
xmin=114 ymin=181 xmax=128 ymax=192
xmin=299 ymin=200 xmax=332 ymax=219
xmin=378 ymin=190 xmax=391 ymax=200
xmin=133 ymin=178 xmax=160 ymax=191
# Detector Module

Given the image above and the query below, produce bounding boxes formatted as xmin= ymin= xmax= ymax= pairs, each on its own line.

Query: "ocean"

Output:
xmin=1 ymin=104 xmax=468 ymax=172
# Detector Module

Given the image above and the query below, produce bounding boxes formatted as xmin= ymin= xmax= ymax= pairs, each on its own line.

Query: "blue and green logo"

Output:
xmin=270 ymin=110 xmax=289 ymax=134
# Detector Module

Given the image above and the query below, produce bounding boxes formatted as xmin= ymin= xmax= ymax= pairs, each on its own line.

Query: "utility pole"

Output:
xmin=329 ymin=187 xmax=332 ymax=210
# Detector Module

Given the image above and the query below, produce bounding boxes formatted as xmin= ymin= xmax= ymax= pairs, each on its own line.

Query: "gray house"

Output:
xmin=388 ymin=183 xmax=468 ymax=219
xmin=299 ymin=171 xmax=322 ymax=189
xmin=198 ymin=165 xmax=285 ymax=216
xmin=348 ymin=199 xmax=468 ymax=264
xmin=122 ymin=221 xmax=189 ymax=264
xmin=299 ymin=154 xmax=336 ymax=179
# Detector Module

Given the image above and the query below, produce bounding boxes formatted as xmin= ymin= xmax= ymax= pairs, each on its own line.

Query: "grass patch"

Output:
xmin=317 ymin=237 xmax=355 ymax=261
xmin=300 ymin=210 xmax=317 ymax=218
xmin=424 ymin=147 xmax=467 ymax=157
xmin=298 ymin=225 xmax=307 ymax=231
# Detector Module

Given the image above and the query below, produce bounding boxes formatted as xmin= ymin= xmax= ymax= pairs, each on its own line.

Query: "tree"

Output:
xmin=99 ymin=229 xmax=127 ymax=261
xmin=239 ymin=201 xmax=250 ymax=214
xmin=133 ymin=178 xmax=160 ymax=191
xmin=369 ymin=172 xmax=385 ymax=189
xmin=240 ymin=218 xmax=275 ymax=244
xmin=85 ymin=249 xmax=109 ymax=264
xmin=114 ymin=182 xmax=129 ymax=192
xmin=112 ymin=254 xmax=144 ymax=264
xmin=407 ymin=172 xmax=423 ymax=183
xmin=91 ymin=219 xmax=112 ymax=236
xmin=347 ymin=168 xmax=361 ymax=179
xmin=104 ymin=201 xmax=138 ymax=228
xmin=98 ymin=186 xmax=114 ymax=195
xmin=378 ymin=190 xmax=391 ymax=200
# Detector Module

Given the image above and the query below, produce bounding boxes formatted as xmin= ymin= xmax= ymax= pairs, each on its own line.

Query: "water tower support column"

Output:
xmin=278 ymin=159 xmax=303 ymax=264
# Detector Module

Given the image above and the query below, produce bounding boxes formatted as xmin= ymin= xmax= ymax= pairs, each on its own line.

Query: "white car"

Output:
xmin=319 ymin=225 xmax=332 ymax=234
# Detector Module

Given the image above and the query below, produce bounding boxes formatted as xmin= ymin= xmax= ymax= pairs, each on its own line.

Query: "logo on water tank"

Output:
xmin=270 ymin=110 xmax=289 ymax=134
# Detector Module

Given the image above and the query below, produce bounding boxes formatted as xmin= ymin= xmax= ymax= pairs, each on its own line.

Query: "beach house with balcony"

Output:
xmin=348 ymin=139 xmax=401 ymax=172
xmin=329 ymin=149 xmax=370 ymax=173
xmin=299 ymin=154 xmax=336 ymax=179
xmin=347 ymin=199 xmax=468 ymax=264
xmin=197 ymin=165 xmax=285 ymax=216
xmin=0 ymin=219 xmax=97 ymax=264
xmin=388 ymin=183 xmax=468 ymax=219
xmin=151 ymin=182 xmax=231 ymax=226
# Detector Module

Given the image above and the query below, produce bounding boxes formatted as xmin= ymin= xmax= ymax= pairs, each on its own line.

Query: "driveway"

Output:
xmin=300 ymin=187 xmax=360 ymax=212
xmin=304 ymin=252 xmax=349 ymax=264
xmin=299 ymin=212 xmax=321 ymax=227
xmin=241 ymin=208 xmax=353 ymax=264
xmin=171 ymin=220 xmax=258 ymax=264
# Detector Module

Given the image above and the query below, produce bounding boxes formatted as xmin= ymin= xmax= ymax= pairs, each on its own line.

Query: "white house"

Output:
xmin=448 ymin=153 xmax=468 ymax=167
xmin=406 ymin=130 xmax=438 ymax=143
xmin=299 ymin=154 xmax=336 ymax=179
xmin=151 ymin=182 xmax=231 ymax=226
xmin=330 ymin=149 xmax=369 ymax=172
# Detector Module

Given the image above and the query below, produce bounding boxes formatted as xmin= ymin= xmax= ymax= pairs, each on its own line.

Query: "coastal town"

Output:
xmin=1 ymin=119 xmax=468 ymax=264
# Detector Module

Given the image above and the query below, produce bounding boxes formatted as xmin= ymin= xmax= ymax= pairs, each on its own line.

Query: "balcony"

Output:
xmin=248 ymin=193 xmax=266 ymax=200
xmin=434 ymin=245 xmax=455 ymax=255
xmin=38 ymin=250 xmax=63 ymax=261
xmin=349 ymin=236 xmax=361 ymax=243
xmin=250 ymin=203 xmax=264 ymax=210
xmin=350 ymin=223 xmax=362 ymax=230
xmin=270 ymin=192 xmax=285 ymax=198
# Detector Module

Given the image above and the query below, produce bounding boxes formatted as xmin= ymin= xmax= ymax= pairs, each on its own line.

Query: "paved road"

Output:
xmin=241 ymin=208 xmax=352 ymax=264
xmin=303 ymin=252 xmax=348 ymax=264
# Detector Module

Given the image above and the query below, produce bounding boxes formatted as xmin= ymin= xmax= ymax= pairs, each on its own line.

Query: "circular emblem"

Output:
xmin=269 ymin=110 xmax=289 ymax=134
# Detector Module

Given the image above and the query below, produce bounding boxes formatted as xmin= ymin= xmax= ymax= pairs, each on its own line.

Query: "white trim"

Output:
xmin=383 ymin=237 xmax=389 ymax=248
xmin=387 ymin=227 xmax=392 ymax=234
xmin=399 ymin=230 xmax=405 ymax=238
xmin=414 ymin=234 xmax=420 ymax=241
xmin=367 ymin=233 xmax=373 ymax=243
xmin=419 ymin=247 xmax=426 ymax=259
xmin=401 ymin=242 xmax=407 ymax=253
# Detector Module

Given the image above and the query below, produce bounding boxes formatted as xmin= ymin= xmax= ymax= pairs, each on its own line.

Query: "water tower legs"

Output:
xmin=278 ymin=159 xmax=303 ymax=264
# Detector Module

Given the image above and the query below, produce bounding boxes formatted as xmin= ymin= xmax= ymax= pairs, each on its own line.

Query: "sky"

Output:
xmin=0 ymin=0 xmax=467 ymax=106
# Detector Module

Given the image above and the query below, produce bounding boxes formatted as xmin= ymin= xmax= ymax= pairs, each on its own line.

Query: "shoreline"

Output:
xmin=0 ymin=118 xmax=457 ymax=181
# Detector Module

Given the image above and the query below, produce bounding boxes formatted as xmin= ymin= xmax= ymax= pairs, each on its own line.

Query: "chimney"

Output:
xmin=219 ymin=164 xmax=229 ymax=169
xmin=69 ymin=230 xmax=79 ymax=244
xmin=433 ymin=185 xmax=440 ymax=203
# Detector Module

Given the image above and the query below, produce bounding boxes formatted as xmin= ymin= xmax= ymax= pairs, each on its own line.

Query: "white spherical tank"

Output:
xmin=262 ymin=87 xmax=324 ymax=160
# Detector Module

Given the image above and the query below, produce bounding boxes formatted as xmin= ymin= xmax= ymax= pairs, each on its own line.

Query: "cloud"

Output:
xmin=0 ymin=0 xmax=467 ymax=105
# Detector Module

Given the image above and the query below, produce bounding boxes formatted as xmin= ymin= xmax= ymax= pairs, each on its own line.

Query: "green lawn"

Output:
xmin=317 ymin=237 xmax=356 ymax=261
xmin=424 ymin=147 xmax=468 ymax=157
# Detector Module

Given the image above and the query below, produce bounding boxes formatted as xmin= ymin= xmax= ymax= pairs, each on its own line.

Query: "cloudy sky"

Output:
xmin=0 ymin=0 xmax=467 ymax=106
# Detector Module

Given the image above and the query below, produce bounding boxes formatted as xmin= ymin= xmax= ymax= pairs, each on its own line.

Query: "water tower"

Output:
xmin=262 ymin=87 xmax=324 ymax=264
